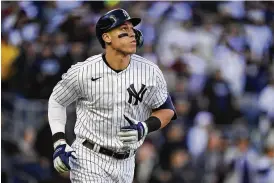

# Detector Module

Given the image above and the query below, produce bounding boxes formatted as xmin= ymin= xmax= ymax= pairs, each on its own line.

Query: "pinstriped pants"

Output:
xmin=70 ymin=138 xmax=135 ymax=183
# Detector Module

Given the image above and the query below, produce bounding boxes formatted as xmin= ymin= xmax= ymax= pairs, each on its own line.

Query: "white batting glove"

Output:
xmin=53 ymin=139 xmax=77 ymax=173
xmin=118 ymin=115 xmax=148 ymax=145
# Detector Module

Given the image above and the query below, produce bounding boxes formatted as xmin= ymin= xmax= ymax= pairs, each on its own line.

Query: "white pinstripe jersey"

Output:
xmin=51 ymin=53 xmax=168 ymax=151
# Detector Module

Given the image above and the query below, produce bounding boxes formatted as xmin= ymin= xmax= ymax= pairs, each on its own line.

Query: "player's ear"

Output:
xmin=102 ymin=33 xmax=111 ymax=45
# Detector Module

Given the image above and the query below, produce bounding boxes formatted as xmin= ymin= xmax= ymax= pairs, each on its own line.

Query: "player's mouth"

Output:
xmin=131 ymin=40 xmax=136 ymax=44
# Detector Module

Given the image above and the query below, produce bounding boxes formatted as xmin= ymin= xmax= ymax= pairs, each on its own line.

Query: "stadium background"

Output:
xmin=1 ymin=1 xmax=274 ymax=183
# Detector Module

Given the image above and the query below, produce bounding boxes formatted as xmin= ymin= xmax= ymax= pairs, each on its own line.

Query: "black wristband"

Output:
xmin=52 ymin=132 xmax=65 ymax=144
xmin=144 ymin=116 xmax=161 ymax=133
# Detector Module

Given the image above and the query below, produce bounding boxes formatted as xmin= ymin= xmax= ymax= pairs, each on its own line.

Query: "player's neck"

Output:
xmin=105 ymin=50 xmax=131 ymax=71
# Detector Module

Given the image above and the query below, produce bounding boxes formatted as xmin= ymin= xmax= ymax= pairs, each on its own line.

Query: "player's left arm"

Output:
xmin=151 ymin=95 xmax=177 ymax=129
xmin=118 ymin=68 xmax=176 ymax=143
xmin=142 ymin=66 xmax=177 ymax=132
xmin=152 ymin=109 xmax=175 ymax=129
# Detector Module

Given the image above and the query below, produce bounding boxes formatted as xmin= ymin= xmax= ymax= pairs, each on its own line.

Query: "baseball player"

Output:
xmin=48 ymin=9 xmax=176 ymax=183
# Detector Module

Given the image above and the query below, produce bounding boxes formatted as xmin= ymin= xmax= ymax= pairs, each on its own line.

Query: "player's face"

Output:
xmin=108 ymin=22 xmax=137 ymax=54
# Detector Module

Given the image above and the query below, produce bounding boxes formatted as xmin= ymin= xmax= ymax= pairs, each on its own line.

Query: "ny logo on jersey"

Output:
xmin=127 ymin=84 xmax=147 ymax=105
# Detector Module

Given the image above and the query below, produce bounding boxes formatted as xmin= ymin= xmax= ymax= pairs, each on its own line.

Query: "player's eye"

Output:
xmin=121 ymin=27 xmax=127 ymax=31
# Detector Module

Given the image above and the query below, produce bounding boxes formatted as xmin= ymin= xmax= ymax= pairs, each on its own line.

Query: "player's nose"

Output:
xmin=129 ymin=29 xmax=135 ymax=38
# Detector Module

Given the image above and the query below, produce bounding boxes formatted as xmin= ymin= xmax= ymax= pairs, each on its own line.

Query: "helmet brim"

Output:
xmin=107 ymin=17 xmax=141 ymax=32
xmin=128 ymin=18 xmax=141 ymax=27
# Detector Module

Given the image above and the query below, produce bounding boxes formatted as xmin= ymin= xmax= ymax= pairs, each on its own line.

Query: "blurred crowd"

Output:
xmin=1 ymin=1 xmax=274 ymax=183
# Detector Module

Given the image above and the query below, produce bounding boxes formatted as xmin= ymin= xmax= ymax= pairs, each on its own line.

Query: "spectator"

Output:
xmin=168 ymin=149 xmax=194 ymax=183
xmin=182 ymin=48 xmax=208 ymax=95
xmin=159 ymin=123 xmax=187 ymax=170
xmin=203 ymin=70 xmax=236 ymax=125
xmin=141 ymin=44 xmax=158 ymax=64
xmin=150 ymin=148 xmax=194 ymax=183
xmin=53 ymin=32 xmax=69 ymax=59
xmin=240 ymin=46 xmax=268 ymax=125
xmin=60 ymin=42 xmax=86 ymax=74
xmin=245 ymin=9 xmax=272 ymax=62
xmin=194 ymin=15 xmax=221 ymax=63
xmin=135 ymin=141 xmax=157 ymax=183
xmin=187 ymin=111 xmax=213 ymax=159
xmin=10 ymin=42 xmax=36 ymax=96
xmin=218 ymin=1 xmax=246 ymax=20
xmin=18 ymin=127 xmax=38 ymax=163
xmin=258 ymin=77 xmax=274 ymax=120
xmin=173 ymin=98 xmax=191 ymax=127
xmin=27 ymin=45 xmax=62 ymax=99
xmin=256 ymin=129 xmax=274 ymax=183
xmin=7 ymin=9 xmax=40 ymax=46
xmin=224 ymin=128 xmax=258 ymax=183
xmin=213 ymin=25 xmax=246 ymax=96
xmin=194 ymin=130 xmax=225 ymax=183
xmin=156 ymin=19 xmax=196 ymax=68
xmin=59 ymin=8 xmax=93 ymax=43
xmin=1 ymin=34 xmax=19 ymax=91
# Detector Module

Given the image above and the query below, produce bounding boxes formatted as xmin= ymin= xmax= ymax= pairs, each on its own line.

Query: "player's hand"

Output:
xmin=53 ymin=139 xmax=77 ymax=173
xmin=118 ymin=115 xmax=148 ymax=145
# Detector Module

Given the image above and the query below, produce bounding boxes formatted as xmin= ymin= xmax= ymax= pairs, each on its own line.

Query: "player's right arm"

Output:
xmin=48 ymin=64 xmax=82 ymax=173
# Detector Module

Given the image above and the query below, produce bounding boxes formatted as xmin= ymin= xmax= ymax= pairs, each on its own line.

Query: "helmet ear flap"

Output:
xmin=133 ymin=29 xmax=143 ymax=48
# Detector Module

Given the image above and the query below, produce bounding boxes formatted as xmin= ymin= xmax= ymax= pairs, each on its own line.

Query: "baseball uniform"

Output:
xmin=49 ymin=53 xmax=171 ymax=182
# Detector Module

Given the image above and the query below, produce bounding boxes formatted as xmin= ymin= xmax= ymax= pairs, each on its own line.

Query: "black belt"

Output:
xmin=82 ymin=140 xmax=136 ymax=160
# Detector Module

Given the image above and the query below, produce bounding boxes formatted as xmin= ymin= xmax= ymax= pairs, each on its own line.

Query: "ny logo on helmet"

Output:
xmin=127 ymin=84 xmax=147 ymax=105
xmin=109 ymin=15 xmax=117 ymax=23
xmin=122 ymin=10 xmax=129 ymax=18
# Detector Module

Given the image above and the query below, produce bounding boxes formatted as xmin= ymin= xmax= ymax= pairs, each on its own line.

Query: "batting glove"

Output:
xmin=53 ymin=139 xmax=77 ymax=173
xmin=118 ymin=115 xmax=148 ymax=144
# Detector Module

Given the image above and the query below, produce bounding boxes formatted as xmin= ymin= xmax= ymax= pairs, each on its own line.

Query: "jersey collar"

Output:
xmin=102 ymin=53 xmax=131 ymax=74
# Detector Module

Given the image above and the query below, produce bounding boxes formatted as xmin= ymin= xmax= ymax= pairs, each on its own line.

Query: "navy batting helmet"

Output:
xmin=96 ymin=9 xmax=143 ymax=48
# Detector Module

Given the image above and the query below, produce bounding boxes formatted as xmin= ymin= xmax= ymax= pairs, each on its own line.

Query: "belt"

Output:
xmin=82 ymin=140 xmax=136 ymax=160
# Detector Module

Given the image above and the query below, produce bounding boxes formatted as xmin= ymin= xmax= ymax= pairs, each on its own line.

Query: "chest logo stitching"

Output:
xmin=91 ymin=77 xmax=102 ymax=81
xmin=127 ymin=84 xmax=147 ymax=105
